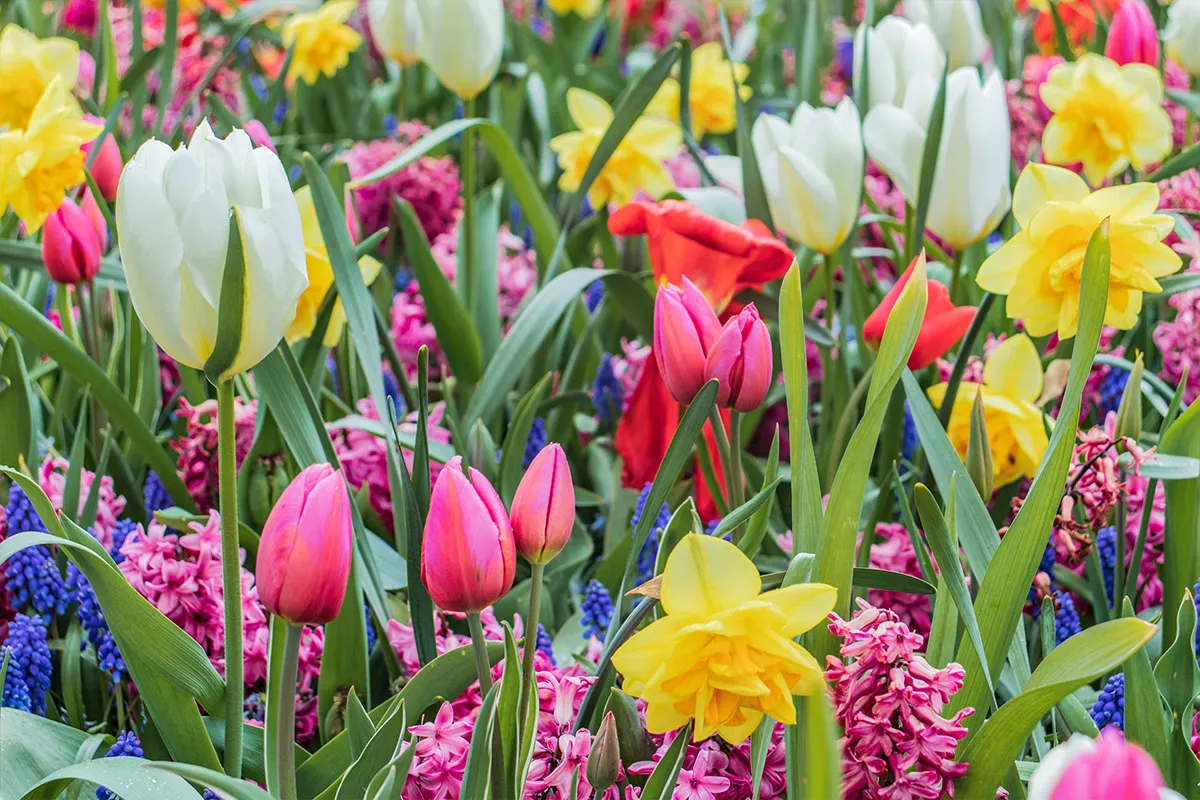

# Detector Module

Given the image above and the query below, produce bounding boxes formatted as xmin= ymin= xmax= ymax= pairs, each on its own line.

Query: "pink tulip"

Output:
xmin=244 ymin=119 xmax=277 ymax=153
xmin=653 ymin=277 xmax=722 ymax=405
xmin=510 ymin=444 xmax=575 ymax=565
xmin=79 ymin=190 xmax=109 ymax=251
xmin=42 ymin=197 xmax=103 ymax=285
xmin=81 ymin=117 xmax=122 ymax=202
xmin=257 ymin=463 xmax=353 ymax=625
xmin=1105 ymin=0 xmax=1160 ymax=66
xmin=1030 ymin=730 xmax=1167 ymax=800
xmin=703 ymin=303 xmax=772 ymax=412
xmin=421 ymin=456 xmax=515 ymax=613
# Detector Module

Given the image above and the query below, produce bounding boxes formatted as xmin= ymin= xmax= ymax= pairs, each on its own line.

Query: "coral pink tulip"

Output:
xmin=510 ymin=444 xmax=575 ymax=565
xmin=1028 ymin=730 xmax=1171 ymax=800
xmin=81 ymin=118 xmax=122 ymax=202
xmin=703 ymin=303 xmax=772 ymax=412
xmin=1106 ymin=0 xmax=1160 ymax=66
xmin=654 ymin=277 xmax=722 ymax=405
xmin=257 ymin=463 xmax=353 ymax=625
xmin=42 ymin=197 xmax=104 ymax=285
xmin=421 ymin=456 xmax=516 ymax=613
xmin=863 ymin=254 xmax=977 ymax=370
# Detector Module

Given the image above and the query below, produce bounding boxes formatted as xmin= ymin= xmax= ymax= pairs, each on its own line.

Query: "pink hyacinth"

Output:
xmin=38 ymin=456 xmax=126 ymax=550
xmin=328 ymin=398 xmax=452 ymax=530
xmin=866 ymin=522 xmax=934 ymax=641
xmin=859 ymin=164 xmax=907 ymax=272
xmin=62 ymin=0 xmax=98 ymax=36
xmin=611 ymin=338 xmax=652 ymax=411
xmin=1165 ymin=60 xmax=1193 ymax=150
xmin=826 ymin=599 xmax=973 ymax=800
xmin=1007 ymin=78 xmax=1047 ymax=170
xmin=173 ymin=397 xmax=258 ymax=512
xmin=341 ymin=125 xmax=463 ymax=248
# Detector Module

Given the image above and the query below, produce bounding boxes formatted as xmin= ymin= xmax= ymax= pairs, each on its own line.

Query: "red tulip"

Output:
xmin=42 ymin=197 xmax=104 ymax=285
xmin=654 ymin=277 xmax=722 ymax=405
xmin=257 ymin=463 xmax=353 ymax=625
xmin=1105 ymin=0 xmax=1160 ymax=66
xmin=609 ymin=200 xmax=794 ymax=308
xmin=863 ymin=254 xmax=977 ymax=370
xmin=510 ymin=444 xmax=575 ymax=565
xmin=421 ymin=456 xmax=516 ymax=613
xmin=704 ymin=304 xmax=772 ymax=412
xmin=81 ymin=117 xmax=122 ymax=202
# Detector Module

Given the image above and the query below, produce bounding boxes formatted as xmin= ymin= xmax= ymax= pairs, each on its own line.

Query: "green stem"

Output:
xmin=217 ymin=379 xmax=244 ymax=778
xmin=518 ymin=563 xmax=544 ymax=737
xmin=269 ymin=622 xmax=302 ymax=800
xmin=728 ymin=412 xmax=745 ymax=539
xmin=708 ymin=406 xmax=734 ymax=510
xmin=936 ymin=292 xmax=996 ymax=429
xmin=948 ymin=250 xmax=966 ymax=305
xmin=461 ymin=96 xmax=477 ymax=315
xmin=467 ymin=612 xmax=493 ymax=695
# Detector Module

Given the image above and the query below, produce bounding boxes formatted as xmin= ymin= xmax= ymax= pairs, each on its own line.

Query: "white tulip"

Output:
xmin=903 ymin=0 xmax=988 ymax=70
xmin=413 ymin=0 xmax=504 ymax=100
xmin=853 ymin=16 xmax=946 ymax=111
xmin=115 ymin=120 xmax=308 ymax=380
xmin=1166 ymin=0 xmax=1200 ymax=74
xmin=367 ymin=0 xmax=422 ymax=68
xmin=863 ymin=67 xmax=1011 ymax=250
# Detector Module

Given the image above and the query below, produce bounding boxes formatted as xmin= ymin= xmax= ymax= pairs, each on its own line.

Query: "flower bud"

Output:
xmin=510 ymin=444 xmax=574 ymax=565
xmin=243 ymin=119 xmax=276 ymax=153
xmin=703 ymin=303 xmax=772 ymax=412
xmin=42 ymin=196 xmax=103 ymax=285
xmin=966 ymin=390 xmax=994 ymax=501
xmin=413 ymin=0 xmax=503 ymax=99
xmin=421 ymin=456 xmax=516 ymax=613
xmin=81 ymin=119 xmax=122 ymax=202
xmin=1106 ymin=0 xmax=1160 ymax=67
xmin=257 ymin=463 xmax=353 ymax=625
xmin=587 ymin=712 xmax=621 ymax=793
xmin=1114 ymin=353 xmax=1144 ymax=443
xmin=466 ymin=419 xmax=499 ymax=486
xmin=246 ymin=454 xmax=290 ymax=532
xmin=654 ymin=277 xmax=721 ymax=405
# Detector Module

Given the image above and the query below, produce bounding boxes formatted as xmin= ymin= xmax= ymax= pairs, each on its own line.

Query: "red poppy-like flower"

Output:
xmin=608 ymin=200 xmax=795 ymax=308
xmin=862 ymin=254 xmax=977 ymax=370
xmin=1018 ymin=0 xmax=1119 ymax=54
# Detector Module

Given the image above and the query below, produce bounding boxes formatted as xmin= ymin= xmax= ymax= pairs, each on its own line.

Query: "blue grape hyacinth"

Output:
xmin=580 ymin=580 xmax=613 ymax=642
xmin=1090 ymin=673 xmax=1125 ymax=732
xmin=1 ymin=613 xmax=53 ymax=714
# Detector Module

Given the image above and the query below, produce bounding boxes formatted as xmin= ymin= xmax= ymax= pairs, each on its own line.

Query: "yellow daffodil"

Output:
xmin=0 ymin=24 xmax=79 ymax=131
xmin=927 ymin=334 xmax=1050 ymax=488
xmin=976 ymin=163 xmax=1180 ymax=339
xmin=550 ymin=88 xmax=683 ymax=209
xmin=0 ymin=77 xmax=100 ymax=234
xmin=648 ymin=42 xmax=751 ymax=138
xmin=612 ymin=533 xmax=836 ymax=744
xmin=546 ymin=0 xmax=603 ymax=17
xmin=282 ymin=0 xmax=364 ymax=86
xmin=1039 ymin=53 xmax=1172 ymax=185
xmin=287 ymin=186 xmax=382 ymax=346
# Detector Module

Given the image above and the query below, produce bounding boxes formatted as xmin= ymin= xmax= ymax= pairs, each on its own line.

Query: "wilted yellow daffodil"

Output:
xmin=0 ymin=24 xmax=80 ymax=131
xmin=612 ymin=533 xmax=836 ymax=744
xmin=0 ymin=77 xmax=100 ymax=234
xmin=287 ymin=186 xmax=382 ymax=346
xmin=976 ymin=163 xmax=1180 ymax=339
xmin=550 ymin=89 xmax=682 ymax=209
xmin=927 ymin=334 xmax=1050 ymax=488
xmin=648 ymin=42 xmax=752 ymax=138
xmin=282 ymin=0 xmax=363 ymax=86
xmin=1040 ymin=53 xmax=1171 ymax=186
xmin=546 ymin=0 xmax=603 ymax=17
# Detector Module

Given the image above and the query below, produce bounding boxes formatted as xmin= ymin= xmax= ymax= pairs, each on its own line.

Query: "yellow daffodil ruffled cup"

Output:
xmin=927 ymin=334 xmax=1050 ymax=488
xmin=612 ymin=533 xmax=836 ymax=744
xmin=976 ymin=163 xmax=1181 ymax=340
xmin=550 ymin=89 xmax=682 ymax=209
xmin=282 ymin=0 xmax=363 ymax=86
xmin=647 ymin=42 xmax=752 ymax=139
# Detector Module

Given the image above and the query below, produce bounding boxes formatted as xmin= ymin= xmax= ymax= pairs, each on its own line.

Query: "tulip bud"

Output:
xmin=510 ymin=444 xmax=575 ymax=565
xmin=257 ymin=463 xmax=353 ymax=625
xmin=42 ymin=197 xmax=103 ymax=285
xmin=966 ymin=391 xmax=994 ymax=501
xmin=82 ymin=119 xmax=122 ymax=202
xmin=466 ymin=419 xmax=499 ymax=485
xmin=703 ymin=304 xmax=772 ymax=412
xmin=413 ymin=0 xmax=504 ymax=99
xmin=587 ymin=712 xmax=621 ymax=793
xmin=421 ymin=456 xmax=516 ymax=613
xmin=78 ymin=190 xmax=109 ymax=251
xmin=654 ymin=277 xmax=722 ymax=405
xmin=367 ymin=0 xmax=422 ymax=67
xmin=1114 ymin=353 xmax=1144 ymax=443
xmin=243 ymin=119 xmax=276 ymax=153
xmin=1166 ymin=0 xmax=1200 ymax=74
xmin=246 ymin=453 xmax=290 ymax=531
xmin=1106 ymin=0 xmax=1160 ymax=67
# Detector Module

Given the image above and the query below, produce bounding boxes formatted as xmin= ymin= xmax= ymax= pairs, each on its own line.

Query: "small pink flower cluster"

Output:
xmin=826 ymin=599 xmax=973 ymax=800
xmin=611 ymin=338 xmax=653 ymax=411
xmin=1164 ymin=61 xmax=1193 ymax=150
xmin=1124 ymin=463 xmax=1166 ymax=611
xmin=328 ymin=398 xmax=452 ymax=530
xmin=629 ymin=726 xmax=790 ymax=800
xmin=1080 ymin=326 xmax=1126 ymax=420
xmin=173 ymin=397 xmax=258 ymax=513
xmin=341 ymin=124 xmax=463 ymax=248
xmin=860 ymin=164 xmax=907 ymax=273
xmin=38 ymin=456 xmax=126 ymax=551
xmin=865 ymin=523 xmax=934 ymax=642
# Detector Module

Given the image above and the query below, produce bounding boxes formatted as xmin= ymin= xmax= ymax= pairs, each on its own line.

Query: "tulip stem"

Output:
xmin=461 ymin=96 xmax=477 ymax=316
xmin=947 ymin=250 xmax=966 ymax=305
xmin=217 ymin=378 xmax=244 ymax=778
xmin=518 ymin=563 xmax=544 ymax=738
xmin=728 ymin=412 xmax=746 ymax=532
xmin=269 ymin=621 xmax=302 ymax=800
xmin=708 ymin=406 xmax=735 ymax=514
xmin=467 ymin=612 xmax=493 ymax=695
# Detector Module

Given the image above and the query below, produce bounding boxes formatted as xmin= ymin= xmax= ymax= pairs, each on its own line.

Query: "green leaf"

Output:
xmin=202 ymin=717 xmax=310 ymax=788
xmin=0 ymin=283 xmax=194 ymax=510
xmin=908 ymin=66 xmax=949 ymax=262
xmin=202 ymin=215 xmax=248 ymax=382
xmin=1145 ymin=139 xmax=1200 ymax=183
xmin=639 ymin=722 xmax=692 ymax=800
xmin=1155 ymin=591 xmax=1200 ymax=794
xmin=393 ymin=198 xmax=483 ymax=386
xmin=458 ymin=683 xmax=499 ymax=800
xmin=749 ymin=715 xmax=772 ymax=800
xmin=0 ymin=709 xmax=91 ymax=800
xmin=956 ymin=618 xmax=1157 ymax=799
xmin=802 ymin=685 xmax=843 ymax=800
xmin=779 ymin=262 xmax=822 ymax=556
xmin=740 ymin=426 xmax=780 ymax=558
xmin=1160 ymin=399 xmax=1200 ymax=645
xmin=499 ymin=373 xmax=553 ymax=504
xmin=330 ymin=702 xmax=408 ymax=800
xmin=1121 ymin=598 xmax=1170 ymax=776
xmin=16 ymin=757 xmax=204 ymax=800
xmin=719 ymin=16 xmax=773 ymax=230
xmin=948 ymin=222 xmax=1111 ymax=739
xmin=712 ymin=477 xmax=783 ymax=542
xmin=346 ymin=687 xmax=375 ymax=761
xmin=851 ymin=567 xmax=936 ymax=595
xmin=0 ymin=338 xmax=37 ymax=467
xmin=810 ymin=255 xmax=927 ymax=660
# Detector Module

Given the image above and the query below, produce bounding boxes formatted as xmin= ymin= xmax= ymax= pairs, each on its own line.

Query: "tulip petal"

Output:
xmin=662 ymin=534 xmax=761 ymax=617
xmin=862 ymin=104 xmax=925 ymax=202
xmin=982 ymin=334 xmax=1043 ymax=403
